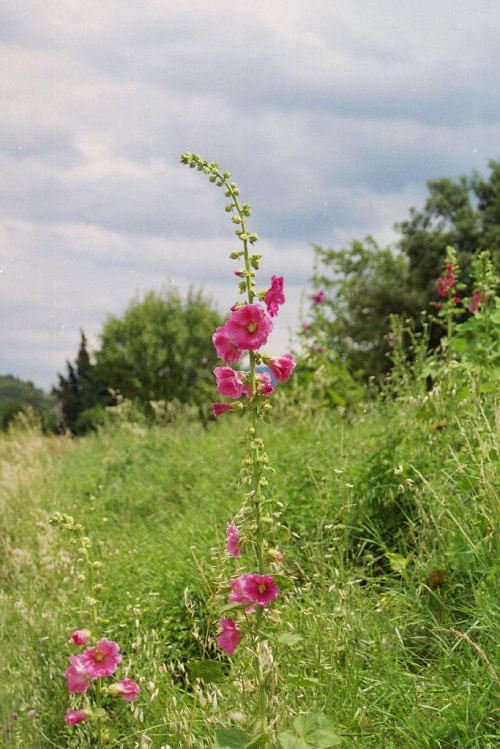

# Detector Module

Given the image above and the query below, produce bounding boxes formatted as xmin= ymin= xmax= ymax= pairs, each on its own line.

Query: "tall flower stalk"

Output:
xmin=181 ymin=153 xmax=295 ymax=746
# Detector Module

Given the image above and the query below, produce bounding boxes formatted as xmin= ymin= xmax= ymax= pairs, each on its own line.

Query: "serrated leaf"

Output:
xmin=188 ymin=659 xmax=226 ymax=683
xmin=385 ymin=551 xmax=410 ymax=574
xmin=214 ymin=728 xmax=251 ymax=748
xmin=277 ymin=633 xmax=302 ymax=647
xmin=278 ymin=714 xmax=341 ymax=748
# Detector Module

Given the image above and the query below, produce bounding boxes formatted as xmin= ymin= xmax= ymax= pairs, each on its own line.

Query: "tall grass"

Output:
xmin=1 ymin=386 xmax=500 ymax=746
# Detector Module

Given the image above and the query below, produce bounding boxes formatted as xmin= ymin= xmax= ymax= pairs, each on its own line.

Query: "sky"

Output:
xmin=1 ymin=0 xmax=500 ymax=392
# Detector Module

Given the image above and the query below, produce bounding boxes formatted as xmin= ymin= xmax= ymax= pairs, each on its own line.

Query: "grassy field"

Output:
xmin=1 ymin=387 xmax=500 ymax=747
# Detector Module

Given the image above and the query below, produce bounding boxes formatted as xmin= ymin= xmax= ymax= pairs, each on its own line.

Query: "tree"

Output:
xmin=55 ymin=331 xmax=113 ymax=434
xmin=313 ymin=159 xmax=500 ymax=378
xmin=0 ymin=374 xmax=55 ymax=431
xmin=94 ymin=287 xmax=223 ymax=409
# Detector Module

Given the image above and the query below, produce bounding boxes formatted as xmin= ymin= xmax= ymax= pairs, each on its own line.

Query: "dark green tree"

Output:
xmin=94 ymin=287 xmax=223 ymax=409
xmin=313 ymin=158 xmax=500 ymax=378
xmin=55 ymin=331 xmax=113 ymax=434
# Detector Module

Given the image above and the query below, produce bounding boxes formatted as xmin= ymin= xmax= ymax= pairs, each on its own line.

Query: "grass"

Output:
xmin=1 ymin=388 xmax=500 ymax=747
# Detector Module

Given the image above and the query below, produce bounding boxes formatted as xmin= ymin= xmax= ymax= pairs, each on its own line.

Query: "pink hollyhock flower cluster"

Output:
xmin=436 ymin=272 xmax=455 ymax=298
xmin=63 ymin=632 xmax=140 ymax=726
xmin=211 ymin=278 xmax=296 ymax=416
xmin=217 ymin=574 xmax=280 ymax=655
xmin=226 ymin=522 xmax=241 ymax=558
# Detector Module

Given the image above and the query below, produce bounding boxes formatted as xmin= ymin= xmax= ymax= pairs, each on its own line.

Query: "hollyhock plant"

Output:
xmin=217 ymin=617 xmax=242 ymax=656
xmin=241 ymin=573 xmax=280 ymax=606
xmin=64 ymin=709 xmax=89 ymax=726
xmin=64 ymin=654 xmax=91 ymax=694
xmin=71 ymin=629 xmax=91 ymax=646
xmin=267 ymin=354 xmax=296 ymax=382
xmin=81 ymin=638 xmax=122 ymax=679
xmin=214 ymin=366 xmax=243 ymax=398
xmin=264 ymin=276 xmax=285 ymax=317
xmin=469 ymin=288 xmax=488 ymax=313
xmin=108 ymin=679 xmax=140 ymax=702
xmin=213 ymin=325 xmax=243 ymax=363
xmin=181 ymin=153 xmax=297 ymax=747
xmin=226 ymin=522 xmax=241 ymax=558
xmin=225 ymin=304 xmax=273 ymax=350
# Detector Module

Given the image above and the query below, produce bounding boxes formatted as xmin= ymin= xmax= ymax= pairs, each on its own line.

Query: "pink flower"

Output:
xmin=211 ymin=402 xmax=235 ymax=417
xmin=387 ymin=332 xmax=395 ymax=348
xmin=242 ymin=372 xmax=275 ymax=397
xmin=81 ymin=638 xmax=122 ymax=679
xmin=264 ymin=276 xmax=285 ymax=317
xmin=435 ymin=302 xmax=443 ymax=311
xmin=226 ymin=305 xmax=273 ymax=350
xmin=436 ymin=272 xmax=455 ymax=297
xmin=214 ymin=366 xmax=243 ymax=398
xmin=234 ymin=269 xmax=246 ymax=278
xmin=226 ymin=522 xmax=241 ymax=558
xmin=64 ymin=709 xmax=89 ymax=726
xmin=453 ymin=296 xmax=461 ymax=305
xmin=446 ymin=263 xmax=454 ymax=271
xmin=217 ymin=617 xmax=241 ymax=656
xmin=241 ymin=573 xmax=280 ymax=606
xmin=229 ymin=575 xmax=255 ymax=612
xmin=311 ymin=289 xmax=325 ymax=306
xmin=268 ymin=354 xmax=296 ymax=382
xmin=63 ymin=654 xmax=91 ymax=694
xmin=469 ymin=289 xmax=489 ymax=313
xmin=108 ymin=679 xmax=140 ymax=702
xmin=71 ymin=629 xmax=91 ymax=646
xmin=213 ymin=325 xmax=243 ymax=363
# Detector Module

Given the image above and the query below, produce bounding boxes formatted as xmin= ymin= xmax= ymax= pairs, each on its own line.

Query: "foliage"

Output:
xmin=95 ymin=287 xmax=222 ymax=414
xmin=54 ymin=331 xmax=114 ymax=435
xmin=0 ymin=374 xmax=55 ymax=431
xmin=313 ymin=159 xmax=500 ymax=378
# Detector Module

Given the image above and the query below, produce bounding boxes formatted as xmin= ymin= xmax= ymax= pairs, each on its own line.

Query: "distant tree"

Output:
xmin=313 ymin=158 xmax=500 ymax=378
xmin=0 ymin=374 xmax=55 ymax=431
xmin=94 ymin=288 xmax=223 ymax=409
xmin=54 ymin=331 xmax=113 ymax=434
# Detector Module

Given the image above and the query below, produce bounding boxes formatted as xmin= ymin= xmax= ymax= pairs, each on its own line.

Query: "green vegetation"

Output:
xmin=0 ymin=375 xmax=55 ymax=431
xmin=311 ymin=159 xmax=500 ymax=377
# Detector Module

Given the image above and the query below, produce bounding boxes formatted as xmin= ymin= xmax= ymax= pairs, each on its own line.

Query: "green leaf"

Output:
xmin=279 ymin=713 xmax=341 ymax=748
xmin=214 ymin=728 xmax=251 ymax=748
xmin=277 ymin=633 xmax=303 ymax=647
xmin=385 ymin=551 xmax=410 ymax=574
xmin=272 ymin=574 xmax=295 ymax=591
xmin=287 ymin=674 xmax=321 ymax=688
xmin=188 ymin=659 xmax=226 ymax=683
xmin=245 ymin=735 xmax=269 ymax=748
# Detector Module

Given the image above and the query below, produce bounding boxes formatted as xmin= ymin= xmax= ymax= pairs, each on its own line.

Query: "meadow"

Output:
xmin=2 ymin=372 xmax=500 ymax=748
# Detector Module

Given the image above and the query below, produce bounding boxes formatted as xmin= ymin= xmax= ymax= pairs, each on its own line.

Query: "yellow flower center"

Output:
xmin=246 ymin=322 xmax=257 ymax=333
xmin=258 ymin=584 xmax=266 ymax=594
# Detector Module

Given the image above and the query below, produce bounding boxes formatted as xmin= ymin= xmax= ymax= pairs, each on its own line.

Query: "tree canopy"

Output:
xmin=312 ymin=158 xmax=500 ymax=378
xmin=95 ymin=287 xmax=223 ymax=409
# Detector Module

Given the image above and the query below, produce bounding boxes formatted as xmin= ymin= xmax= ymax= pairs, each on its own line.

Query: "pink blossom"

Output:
xmin=469 ymin=289 xmax=489 ymax=313
xmin=214 ymin=366 xmax=243 ymax=398
xmin=211 ymin=402 xmax=235 ymax=417
xmin=217 ymin=617 xmax=241 ymax=656
xmin=64 ymin=709 xmax=89 ymax=726
xmin=242 ymin=372 xmax=275 ymax=397
xmin=311 ymin=289 xmax=325 ymax=306
xmin=436 ymin=272 xmax=455 ymax=297
xmin=241 ymin=573 xmax=280 ymax=606
xmin=108 ymin=679 xmax=140 ymax=702
xmin=63 ymin=654 xmax=91 ymax=694
xmin=446 ymin=263 xmax=454 ymax=271
xmin=226 ymin=522 xmax=241 ymax=558
xmin=71 ymin=629 xmax=91 ymax=646
xmin=264 ymin=276 xmax=285 ymax=317
xmin=234 ymin=269 xmax=246 ymax=278
xmin=226 ymin=305 xmax=273 ymax=350
xmin=453 ymin=296 xmax=461 ymax=305
xmin=213 ymin=325 xmax=243 ymax=363
xmin=268 ymin=354 xmax=296 ymax=382
xmin=435 ymin=302 xmax=443 ymax=311
xmin=229 ymin=575 xmax=255 ymax=612
xmin=387 ymin=332 xmax=395 ymax=348
xmin=81 ymin=638 xmax=122 ymax=679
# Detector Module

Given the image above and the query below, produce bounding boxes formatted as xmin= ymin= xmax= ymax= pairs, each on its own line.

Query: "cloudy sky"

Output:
xmin=1 ymin=1 xmax=499 ymax=391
